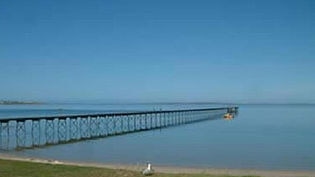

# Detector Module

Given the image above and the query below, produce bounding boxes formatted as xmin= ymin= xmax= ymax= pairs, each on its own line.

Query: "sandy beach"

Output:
xmin=1 ymin=152 xmax=315 ymax=177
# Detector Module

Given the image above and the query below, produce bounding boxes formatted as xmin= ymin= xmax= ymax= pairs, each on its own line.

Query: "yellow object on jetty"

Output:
xmin=224 ymin=113 xmax=233 ymax=119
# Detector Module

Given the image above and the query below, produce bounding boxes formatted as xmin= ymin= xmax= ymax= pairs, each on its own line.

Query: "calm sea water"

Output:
xmin=1 ymin=104 xmax=315 ymax=170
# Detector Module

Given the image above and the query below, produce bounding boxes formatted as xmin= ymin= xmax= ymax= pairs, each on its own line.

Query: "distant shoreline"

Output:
xmin=0 ymin=101 xmax=314 ymax=106
xmin=0 ymin=101 xmax=43 ymax=105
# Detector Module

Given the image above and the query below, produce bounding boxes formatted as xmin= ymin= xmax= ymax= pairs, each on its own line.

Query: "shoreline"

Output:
xmin=1 ymin=153 xmax=315 ymax=177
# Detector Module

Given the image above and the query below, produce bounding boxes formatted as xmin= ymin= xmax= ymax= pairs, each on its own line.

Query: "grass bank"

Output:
xmin=0 ymin=159 xmax=257 ymax=177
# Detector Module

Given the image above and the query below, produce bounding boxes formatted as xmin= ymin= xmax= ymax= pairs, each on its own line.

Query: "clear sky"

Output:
xmin=0 ymin=0 xmax=314 ymax=103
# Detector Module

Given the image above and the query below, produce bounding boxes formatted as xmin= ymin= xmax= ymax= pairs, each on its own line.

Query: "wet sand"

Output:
xmin=1 ymin=153 xmax=315 ymax=177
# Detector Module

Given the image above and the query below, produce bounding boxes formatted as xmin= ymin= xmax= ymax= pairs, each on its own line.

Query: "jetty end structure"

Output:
xmin=0 ymin=107 xmax=238 ymax=150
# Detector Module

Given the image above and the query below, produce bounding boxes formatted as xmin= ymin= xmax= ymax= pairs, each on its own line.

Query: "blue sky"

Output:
xmin=0 ymin=0 xmax=314 ymax=103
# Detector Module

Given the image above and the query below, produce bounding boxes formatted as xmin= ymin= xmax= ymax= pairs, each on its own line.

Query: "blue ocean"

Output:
xmin=1 ymin=103 xmax=314 ymax=170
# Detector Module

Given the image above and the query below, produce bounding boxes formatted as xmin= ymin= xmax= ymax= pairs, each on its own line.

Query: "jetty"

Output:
xmin=0 ymin=107 xmax=238 ymax=150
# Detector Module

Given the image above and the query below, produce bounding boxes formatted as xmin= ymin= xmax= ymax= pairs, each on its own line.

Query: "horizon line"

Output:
xmin=1 ymin=100 xmax=315 ymax=105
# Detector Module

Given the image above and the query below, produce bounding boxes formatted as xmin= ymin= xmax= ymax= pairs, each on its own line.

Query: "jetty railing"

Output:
xmin=0 ymin=107 xmax=238 ymax=150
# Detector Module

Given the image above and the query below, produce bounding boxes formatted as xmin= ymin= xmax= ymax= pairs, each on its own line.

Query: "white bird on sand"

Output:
xmin=142 ymin=163 xmax=154 ymax=176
